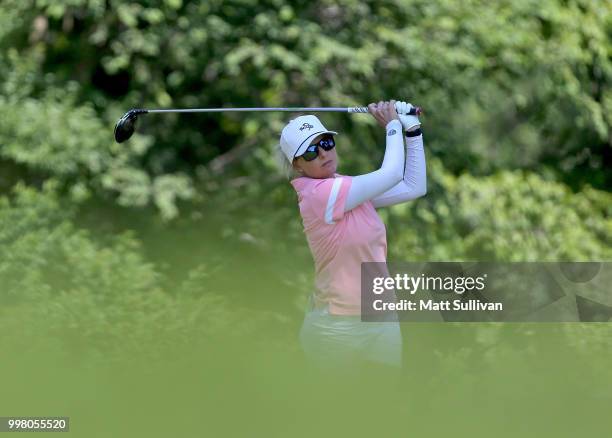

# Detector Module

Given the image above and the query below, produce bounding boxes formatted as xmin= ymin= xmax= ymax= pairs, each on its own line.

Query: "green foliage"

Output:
xmin=0 ymin=183 xmax=154 ymax=310
xmin=0 ymin=51 xmax=193 ymax=218
xmin=0 ymin=0 xmax=609 ymax=371
xmin=388 ymin=159 xmax=612 ymax=261
xmin=0 ymin=184 xmax=280 ymax=360
xmin=1 ymin=0 xmax=610 ymax=197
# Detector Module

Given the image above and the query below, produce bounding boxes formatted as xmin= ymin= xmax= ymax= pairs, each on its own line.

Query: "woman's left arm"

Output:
xmin=371 ymin=130 xmax=427 ymax=208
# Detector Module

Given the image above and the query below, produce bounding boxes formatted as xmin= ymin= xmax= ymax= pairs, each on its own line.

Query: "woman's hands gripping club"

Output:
xmin=368 ymin=100 xmax=400 ymax=128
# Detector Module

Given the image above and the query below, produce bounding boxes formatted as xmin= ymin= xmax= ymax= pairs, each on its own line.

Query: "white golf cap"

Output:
xmin=280 ymin=115 xmax=338 ymax=162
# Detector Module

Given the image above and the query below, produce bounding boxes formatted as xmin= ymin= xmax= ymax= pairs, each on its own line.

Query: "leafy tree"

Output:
xmin=1 ymin=0 xmax=609 ymax=207
xmin=387 ymin=158 xmax=611 ymax=261
xmin=0 ymin=0 xmax=609 ymax=365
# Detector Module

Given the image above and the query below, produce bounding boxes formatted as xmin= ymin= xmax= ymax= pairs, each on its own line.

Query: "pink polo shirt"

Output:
xmin=291 ymin=174 xmax=387 ymax=315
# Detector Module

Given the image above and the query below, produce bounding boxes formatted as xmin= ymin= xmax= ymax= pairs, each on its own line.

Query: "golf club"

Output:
xmin=113 ymin=105 xmax=423 ymax=143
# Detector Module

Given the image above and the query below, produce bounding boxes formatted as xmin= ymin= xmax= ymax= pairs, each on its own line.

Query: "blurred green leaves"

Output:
xmin=0 ymin=184 xmax=282 ymax=361
xmin=0 ymin=0 xmax=610 ymax=362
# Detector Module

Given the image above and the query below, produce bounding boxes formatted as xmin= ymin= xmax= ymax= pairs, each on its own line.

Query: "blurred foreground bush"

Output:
xmin=0 ymin=170 xmax=609 ymax=363
xmin=0 ymin=184 xmax=294 ymax=362
xmin=0 ymin=0 xmax=609 ymax=368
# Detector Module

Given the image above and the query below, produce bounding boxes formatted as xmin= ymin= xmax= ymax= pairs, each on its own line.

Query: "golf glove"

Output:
xmin=395 ymin=101 xmax=420 ymax=132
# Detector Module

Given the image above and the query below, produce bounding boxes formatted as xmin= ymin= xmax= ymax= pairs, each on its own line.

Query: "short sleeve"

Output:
xmin=305 ymin=176 xmax=353 ymax=224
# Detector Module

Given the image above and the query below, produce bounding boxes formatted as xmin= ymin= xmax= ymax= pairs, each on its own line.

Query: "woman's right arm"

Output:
xmin=344 ymin=101 xmax=405 ymax=212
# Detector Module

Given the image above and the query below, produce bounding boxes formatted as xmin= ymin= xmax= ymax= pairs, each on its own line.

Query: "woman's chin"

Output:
xmin=323 ymin=163 xmax=337 ymax=176
xmin=310 ymin=163 xmax=337 ymax=179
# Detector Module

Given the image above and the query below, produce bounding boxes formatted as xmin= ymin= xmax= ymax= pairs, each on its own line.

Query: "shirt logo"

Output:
xmin=387 ymin=129 xmax=397 ymax=136
xmin=299 ymin=123 xmax=314 ymax=131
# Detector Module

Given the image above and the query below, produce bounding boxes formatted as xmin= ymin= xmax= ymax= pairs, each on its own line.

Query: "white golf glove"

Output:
xmin=395 ymin=101 xmax=421 ymax=132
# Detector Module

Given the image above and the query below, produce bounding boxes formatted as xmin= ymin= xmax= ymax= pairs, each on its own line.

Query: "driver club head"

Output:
xmin=114 ymin=109 xmax=147 ymax=143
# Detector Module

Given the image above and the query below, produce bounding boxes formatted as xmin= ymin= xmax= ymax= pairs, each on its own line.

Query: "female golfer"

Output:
xmin=277 ymin=100 xmax=426 ymax=369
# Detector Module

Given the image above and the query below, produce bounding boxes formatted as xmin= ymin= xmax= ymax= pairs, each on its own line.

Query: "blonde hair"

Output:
xmin=275 ymin=143 xmax=299 ymax=180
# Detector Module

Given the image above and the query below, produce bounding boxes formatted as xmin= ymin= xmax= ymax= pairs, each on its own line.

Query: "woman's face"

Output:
xmin=292 ymin=134 xmax=338 ymax=179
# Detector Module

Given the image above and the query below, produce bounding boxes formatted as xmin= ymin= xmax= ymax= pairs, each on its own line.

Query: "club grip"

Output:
xmin=348 ymin=106 xmax=423 ymax=115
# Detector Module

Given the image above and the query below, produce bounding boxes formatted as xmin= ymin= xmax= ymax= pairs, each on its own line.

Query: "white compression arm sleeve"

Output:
xmin=371 ymin=132 xmax=426 ymax=208
xmin=344 ymin=119 xmax=405 ymax=212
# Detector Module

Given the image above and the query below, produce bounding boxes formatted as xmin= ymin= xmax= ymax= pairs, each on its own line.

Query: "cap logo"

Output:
xmin=299 ymin=123 xmax=314 ymax=131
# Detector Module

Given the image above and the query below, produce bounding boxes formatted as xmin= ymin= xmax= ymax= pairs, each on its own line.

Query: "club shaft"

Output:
xmin=145 ymin=106 xmax=422 ymax=115
xmin=147 ymin=107 xmax=367 ymax=113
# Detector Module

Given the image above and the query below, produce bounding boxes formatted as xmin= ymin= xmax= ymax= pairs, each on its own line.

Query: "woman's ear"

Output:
xmin=292 ymin=159 xmax=303 ymax=175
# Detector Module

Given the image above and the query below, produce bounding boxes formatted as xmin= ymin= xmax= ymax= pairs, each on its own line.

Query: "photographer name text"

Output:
xmin=372 ymin=299 xmax=503 ymax=311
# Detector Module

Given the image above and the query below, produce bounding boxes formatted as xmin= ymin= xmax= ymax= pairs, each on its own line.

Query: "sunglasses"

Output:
xmin=298 ymin=136 xmax=336 ymax=162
